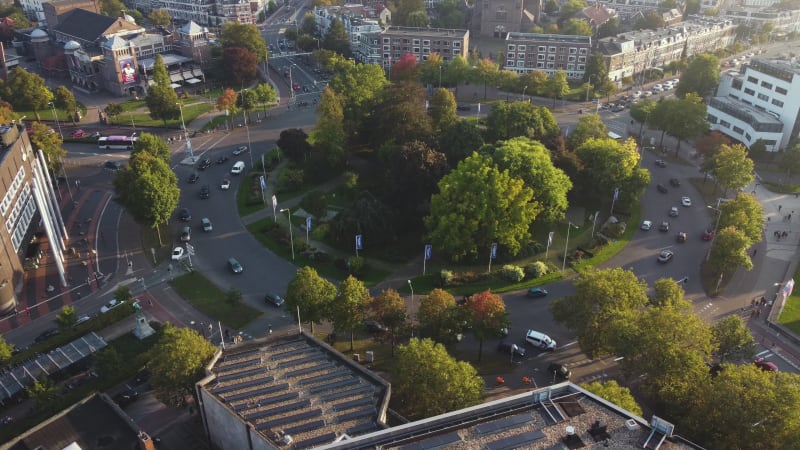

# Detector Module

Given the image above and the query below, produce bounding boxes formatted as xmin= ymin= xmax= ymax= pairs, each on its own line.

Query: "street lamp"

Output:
xmin=240 ymin=89 xmax=255 ymax=168
xmin=562 ymin=222 xmax=579 ymax=272
xmin=48 ymin=102 xmax=63 ymax=139
xmin=176 ymin=102 xmax=194 ymax=161
xmin=522 ymin=85 xmax=528 ymax=102
xmin=407 ymin=279 xmax=414 ymax=337
xmin=280 ymin=208 xmax=295 ymax=260
xmin=707 ymin=205 xmax=722 ymax=261
xmin=585 ymin=74 xmax=598 ymax=103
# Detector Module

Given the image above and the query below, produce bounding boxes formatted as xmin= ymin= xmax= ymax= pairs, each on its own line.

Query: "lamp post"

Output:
xmin=439 ymin=65 xmax=443 ymax=88
xmin=176 ymin=102 xmax=194 ymax=161
xmin=707 ymin=205 xmax=722 ymax=261
xmin=280 ymin=208 xmax=295 ymax=260
xmin=407 ymin=279 xmax=414 ymax=337
xmin=562 ymin=222 xmax=578 ymax=272
xmin=48 ymin=102 xmax=63 ymax=139
xmin=585 ymin=74 xmax=598 ymax=103
xmin=240 ymin=89 xmax=255 ymax=168
xmin=522 ymin=85 xmax=528 ymax=102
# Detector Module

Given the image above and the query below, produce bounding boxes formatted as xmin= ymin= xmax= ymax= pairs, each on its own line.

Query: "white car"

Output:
xmin=642 ymin=91 xmax=653 ymax=98
xmin=669 ymin=207 xmax=679 ymax=217
xmin=232 ymin=145 xmax=248 ymax=156
xmin=74 ymin=315 xmax=91 ymax=327
xmin=221 ymin=178 xmax=231 ymax=190
xmin=681 ymin=196 xmax=692 ymax=207
xmin=100 ymin=299 xmax=123 ymax=314
xmin=171 ymin=247 xmax=185 ymax=261
xmin=201 ymin=217 xmax=213 ymax=232
xmin=641 ymin=220 xmax=653 ymax=231
xmin=632 ymin=90 xmax=642 ymax=98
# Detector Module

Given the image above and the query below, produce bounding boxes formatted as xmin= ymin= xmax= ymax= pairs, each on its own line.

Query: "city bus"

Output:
xmin=98 ymin=135 xmax=137 ymax=150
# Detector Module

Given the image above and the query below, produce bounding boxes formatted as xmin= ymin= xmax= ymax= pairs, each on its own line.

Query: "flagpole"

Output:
xmin=545 ymin=231 xmax=554 ymax=260
xmin=423 ymin=247 xmax=427 ymax=276
xmin=591 ymin=210 xmax=600 ymax=237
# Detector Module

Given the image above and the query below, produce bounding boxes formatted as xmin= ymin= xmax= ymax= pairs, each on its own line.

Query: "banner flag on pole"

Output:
xmin=260 ymin=175 xmax=266 ymax=191
xmin=490 ymin=242 xmax=497 ymax=260
xmin=424 ymin=244 xmax=432 ymax=261
xmin=271 ymin=195 xmax=277 ymax=208
xmin=613 ymin=187 xmax=619 ymax=201
xmin=547 ymin=232 xmax=554 ymax=247
xmin=477 ymin=103 xmax=481 ymax=113
xmin=306 ymin=216 xmax=312 ymax=232
xmin=355 ymin=234 xmax=363 ymax=250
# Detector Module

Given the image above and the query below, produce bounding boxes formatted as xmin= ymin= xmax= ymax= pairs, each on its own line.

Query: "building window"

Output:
xmin=517 ymin=61 xmax=524 ymax=67
xmin=707 ymin=114 xmax=718 ymax=124
xmin=558 ymin=55 xmax=564 ymax=61
xmin=747 ymin=76 xmax=758 ymax=84
xmin=537 ymin=62 xmax=544 ymax=68
xmin=577 ymin=64 xmax=585 ymax=70
xmin=569 ymin=47 xmax=577 ymax=54
xmin=720 ymin=120 xmax=731 ymax=128
xmin=507 ymin=52 xmax=514 ymax=58
xmin=537 ymin=54 xmax=545 ymax=60
xmin=567 ymin=63 xmax=575 ymax=70
xmin=764 ymin=140 xmax=777 ymax=146
xmin=383 ymin=45 xmax=389 ymax=51
xmin=775 ymin=86 xmax=788 ymax=95
xmin=538 ymin=46 xmax=546 ymax=52
xmin=761 ymin=81 xmax=772 ymax=89
xmin=548 ymin=46 xmax=556 ymax=53
xmin=495 ymin=10 xmax=507 ymax=20
xmin=547 ymin=54 xmax=555 ymax=61
xmin=507 ymin=60 xmax=514 ymax=66
xmin=518 ymin=45 xmax=525 ymax=50
xmin=547 ymin=62 xmax=554 ymax=69
xmin=757 ymin=93 xmax=769 ymax=101
xmin=744 ymin=88 xmax=755 ymax=96
xmin=517 ymin=53 xmax=524 ymax=59
xmin=772 ymin=99 xmax=784 ymax=107
xmin=568 ymin=55 xmax=576 ymax=62
xmin=578 ymin=56 xmax=586 ymax=63
xmin=508 ymin=44 xmax=516 ymax=51
xmin=745 ymin=133 xmax=751 ymax=141
xmin=732 ymin=126 xmax=744 ymax=135
xmin=579 ymin=48 xmax=588 ymax=54
xmin=453 ymin=41 xmax=461 ymax=48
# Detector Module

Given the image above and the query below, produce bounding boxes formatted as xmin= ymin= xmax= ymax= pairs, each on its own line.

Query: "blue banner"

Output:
xmin=424 ymin=244 xmax=432 ymax=261
xmin=306 ymin=216 xmax=311 ymax=232
xmin=355 ymin=234 xmax=362 ymax=250
xmin=490 ymin=242 xmax=497 ymax=260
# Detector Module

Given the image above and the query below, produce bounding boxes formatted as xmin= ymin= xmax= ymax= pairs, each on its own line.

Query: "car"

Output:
xmin=264 ymin=292 xmax=285 ymax=307
xmin=179 ymin=208 xmax=191 ymax=222
xmin=652 ymin=86 xmax=663 ymax=94
xmin=114 ymin=389 xmax=139 ymax=407
xmin=198 ymin=158 xmax=212 ymax=170
xmin=676 ymin=232 xmax=687 ymax=243
xmin=641 ymin=91 xmax=653 ymax=97
xmin=657 ymin=250 xmax=674 ymax=263
xmin=199 ymin=185 xmax=210 ymax=199
xmin=660 ymin=221 xmax=670 ymax=232
xmin=233 ymin=146 xmax=248 ymax=155
xmin=231 ymin=161 xmax=245 ymax=175
xmin=669 ymin=207 xmax=679 ymax=217
xmin=527 ymin=287 xmax=548 ymax=298
xmin=180 ymin=226 xmax=191 ymax=242
xmin=662 ymin=83 xmax=673 ymax=90
xmin=171 ymin=247 xmax=184 ymax=260
xmin=525 ymin=329 xmax=557 ymax=350
xmin=632 ymin=90 xmax=642 ymax=98
xmin=655 ymin=159 xmax=667 ymax=167
xmin=188 ymin=173 xmax=199 ymax=184
xmin=681 ymin=196 xmax=692 ymax=207
xmin=220 ymin=178 xmax=231 ymax=190
xmin=457 ymin=104 xmax=471 ymax=111
xmin=703 ymin=229 xmax=715 ymax=241
xmin=70 ymin=129 xmax=86 ymax=138
xmin=74 ymin=314 xmax=91 ymax=327
xmin=754 ymin=357 xmax=778 ymax=372
xmin=228 ymin=258 xmax=243 ymax=274
xmin=498 ymin=342 xmax=527 ymax=359
xmin=669 ymin=178 xmax=681 ymax=187
xmin=89 ymin=131 xmax=102 ymax=139
xmin=100 ymin=299 xmax=123 ymax=314
xmin=216 ymin=155 xmax=229 ymax=164
xmin=104 ymin=161 xmax=122 ymax=170
xmin=641 ymin=220 xmax=652 ymax=231
xmin=547 ymin=363 xmax=572 ymax=380
xmin=201 ymin=217 xmax=213 ymax=232
xmin=657 ymin=184 xmax=668 ymax=194
xmin=364 ymin=319 xmax=387 ymax=333
xmin=34 ymin=328 xmax=59 ymax=343
xmin=612 ymin=104 xmax=625 ymax=112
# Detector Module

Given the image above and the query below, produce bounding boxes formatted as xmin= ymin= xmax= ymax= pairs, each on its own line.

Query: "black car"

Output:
xmin=659 ymin=221 xmax=670 ymax=232
xmin=547 ymin=363 xmax=572 ymax=380
xmin=657 ymin=184 xmax=668 ymax=193
xmin=199 ymin=185 xmax=210 ymax=199
xmin=498 ymin=342 xmax=526 ymax=358
xmin=264 ymin=292 xmax=285 ymax=307
xmin=669 ymin=178 xmax=681 ymax=187
xmin=457 ymin=104 xmax=471 ymax=111
xmin=198 ymin=158 xmax=212 ymax=170
xmin=188 ymin=173 xmax=199 ymax=183
xmin=216 ymin=155 xmax=229 ymax=164
xmin=34 ymin=328 xmax=59 ymax=344
xmin=364 ymin=320 xmax=388 ymax=333
xmin=179 ymin=208 xmax=191 ymax=222
xmin=114 ymin=389 xmax=139 ymax=407
xmin=655 ymin=159 xmax=667 ymax=167
xmin=104 ymin=160 xmax=122 ymax=170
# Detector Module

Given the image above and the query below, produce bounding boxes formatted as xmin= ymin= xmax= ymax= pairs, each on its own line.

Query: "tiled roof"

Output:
xmin=52 ymin=9 xmax=118 ymax=43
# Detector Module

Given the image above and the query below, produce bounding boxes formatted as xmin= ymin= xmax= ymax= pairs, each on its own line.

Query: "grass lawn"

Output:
xmin=237 ymin=173 xmax=267 ymax=217
xmin=141 ymin=223 xmax=173 ymax=266
xmin=109 ymin=102 xmax=214 ymax=128
xmin=778 ymin=265 xmax=800 ymax=335
xmin=169 ymin=271 xmax=262 ymax=328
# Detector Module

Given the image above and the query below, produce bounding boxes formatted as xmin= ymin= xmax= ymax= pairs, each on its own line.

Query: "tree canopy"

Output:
xmin=711 ymin=144 xmax=755 ymax=195
xmin=465 ymin=290 xmax=508 ymax=361
xmin=29 ymin=121 xmax=66 ymax=172
xmin=131 ymin=132 xmax=171 ymax=164
xmin=285 ymin=266 xmax=337 ymax=334
xmin=676 ymin=54 xmax=720 ymax=98
xmin=1 ymin=68 xmax=53 ymax=120
xmin=582 ymin=380 xmax=643 ymax=416
xmin=330 ymin=275 xmax=370 ymax=350
xmin=569 ymin=114 xmax=609 ymax=149
xmin=417 ymin=289 xmax=462 ymax=345
xmin=708 ymin=226 xmax=753 ymax=275
xmin=485 ymin=101 xmax=560 ymax=144
xmin=220 ymin=22 xmax=267 ymax=61
xmin=575 ymin=138 xmax=649 ymax=205
xmin=145 ymin=55 xmax=180 ymax=125
xmin=147 ymin=324 xmax=217 ymax=407
xmin=718 ymin=193 xmax=764 ymax=245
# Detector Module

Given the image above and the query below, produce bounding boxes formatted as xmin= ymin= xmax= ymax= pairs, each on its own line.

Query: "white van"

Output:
xmin=231 ymin=161 xmax=245 ymax=175
xmin=525 ymin=329 xmax=557 ymax=350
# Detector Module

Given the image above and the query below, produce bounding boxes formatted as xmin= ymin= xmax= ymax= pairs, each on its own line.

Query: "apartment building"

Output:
xmin=147 ymin=0 xmax=254 ymax=28
xmin=312 ymin=5 xmax=387 ymax=55
xmin=378 ymin=27 xmax=469 ymax=68
xmin=707 ymin=58 xmax=800 ymax=151
xmin=598 ymin=17 xmax=735 ymax=84
xmin=716 ymin=6 xmax=800 ymax=34
xmin=503 ymin=33 xmax=592 ymax=79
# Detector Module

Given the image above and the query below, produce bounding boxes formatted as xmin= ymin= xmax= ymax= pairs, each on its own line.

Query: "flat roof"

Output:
xmin=710 ymin=96 xmax=784 ymax=125
xmin=506 ymin=33 xmax=591 ymax=44
xmin=382 ymin=26 xmax=468 ymax=37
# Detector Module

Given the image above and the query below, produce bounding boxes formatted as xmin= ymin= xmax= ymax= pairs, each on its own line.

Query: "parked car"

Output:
xmin=90 ymin=131 xmax=102 ymax=139
xmin=228 ymin=258 xmax=243 ymax=274
xmin=179 ymin=208 xmax=191 ymax=222
xmin=655 ymin=160 xmax=667 ymax=167
xmin=657 ymin=250 xmax=674 ymax=263
xmin=180 ymin=226 xmax=191 ymax=242
xmin=104 ymin=161 xmax=122 ymax=170
xmin=34 ymin=328 xmax=59 ymax=344
xmin=364 ymin=320 xmax=387 ymax=333
xmin=498 ymin=342 xmax=526 ymax=359
xmin=527 ymin=287 xmax=548 ymax=298
xmin=100 ymin=299 xmax=124 ymax=314
xmin=703 ymin=229 xmax=715 ymax=241
xmin=220 ymin=179 xmax=231 ymax=190
xmin=641 ymin=220 xmax=652 ymax=231
xmin=171 ymin=247 xmax=184 ymax=261
xmin=198 ymin=158 xmax=212 ymax=170
xmin=657 ymin=184 xmax=668 ymax=194
xmin=754 ymin=357 xmax=778 ymax=372
xmin=70 ymin=129 xmax=86 ymax=138
xmin=612 ymin=104 xmax=625 ymax=112
xmin=201 ymin=217 xmax=213 ymax=232
xmin=525 ymin=329 xmax=557 ymax=350
xmin=457 ymin=104 xmax=471 ymax=111
xmin=547 ymin=363 xmax=572 ymax=380
xmin=188 ymin=173 xmax=199 ymax=184
xmin=264 ymin=292 xmax=285 ymax=307
xmin=199 ymin=185 xmax=210 ymax=199
xmin=660 ymin=221 xmax=670 ymax=232
xmin=114 ymin=389 xmax=139 ymax=407
xmin=73 ymin=314 xmax=91 ymax=327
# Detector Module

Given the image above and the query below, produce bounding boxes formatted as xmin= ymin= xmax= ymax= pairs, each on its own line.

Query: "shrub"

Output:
xmin=500 ymin=265 xmax=525 ymax=282
xmin=440 ymin=269 xmax=454 ymax=286
xmin=525 ymin=261 xmax=550 ymax=279
xmin=605 ymin=222 xmax=626 ymax=239
xmin=300 ymin=190 xmax=329 ymax=218
xmin=309 ymin=223 xmax=330 ymax=240
xmin=276 ymin=166 xmax=304 ymax=192
xmin=347 ymin=256 xmax=366 ymax=276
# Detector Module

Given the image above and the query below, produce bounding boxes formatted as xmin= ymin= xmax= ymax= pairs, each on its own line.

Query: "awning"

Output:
xmin=169 ymin=73 xmax=183 ymax=83
xmin=185 ymin=78 xmax=201 ymax=84
xmin=170 ymin=83 xmax=181 ymax=89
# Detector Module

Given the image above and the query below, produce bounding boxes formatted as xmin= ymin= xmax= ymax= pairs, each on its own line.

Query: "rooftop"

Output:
xmin=382 ymin=26 xmax=468 ymax=37
xmin=199 ymin=332 xmax=390 ymax=449
xmin=506 ymin=32 xmax=592 ymax=44
xmin=709 ymin=96 xmax=784 ymax=128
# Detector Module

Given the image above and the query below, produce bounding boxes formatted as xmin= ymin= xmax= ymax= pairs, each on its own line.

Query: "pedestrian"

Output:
xmin=779 ymin=204 xmax=782 ymax=212
xmin=496 ymin=376 xmax=505 ymax=386
xmin=522 ymin=376 xmax=532 ymax=385
xmin=756 ymin=308 xmax=761 ymax=317
xmin=761 ymin=296 xmax=766 ymax=305
xmin=752 ymin=298 xmax=757 ymax=307
xmin=148 ymin=299 xmax=153 ymax=307
xmin=751 ymin=309 xmax=756 ymax=317
xmin=753 ymin=249 xmax=757 ymax=257
xmin=783 ymin=231 xmax=788 ymax=238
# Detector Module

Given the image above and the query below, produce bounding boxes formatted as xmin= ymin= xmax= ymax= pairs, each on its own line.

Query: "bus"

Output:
xmin=98 ymin=135 xmax=137 ymax=150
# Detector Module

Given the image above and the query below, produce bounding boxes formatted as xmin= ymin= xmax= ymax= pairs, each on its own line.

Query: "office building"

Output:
xmin=503 ymin=33 xmax=592 ymax=79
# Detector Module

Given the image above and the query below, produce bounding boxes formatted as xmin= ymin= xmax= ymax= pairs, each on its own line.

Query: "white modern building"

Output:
xmin=716 ymin=7 xmax=800 ymax=34
xmin=707 ymin=58 xmax=800 ymax=151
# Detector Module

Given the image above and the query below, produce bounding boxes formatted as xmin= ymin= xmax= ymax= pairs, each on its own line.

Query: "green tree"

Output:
xmin=253 ymin=82 xmax=277 ymax=106
xmin=575 ymin=138 xmax=649 ymax=205
xmin=471 ymin=58 xmax=499 ymax=99
xmin=432 ymin=0 xmax=464 ymax=28
xmin=718 ymin=193 xmax=764 ymax=245
xmin=711 ymin=315 xmax=755 ymax=362
xmin=0 ymin=100 xmax=16 ymax=123
xmin=583 ymin=52 xmax=609 ymax=85
xmin=94 ymin=346 xmax=123 ymax=378
xmin=2 ymin=68 xmax=53 ymax=120
xmin=115 ymin=285 xmax=133 ymax=303
xmin=676 ymin=54 xmax=720 ymax=98
xmin=490 ymin=137 xmax=572 ymax=222
xmin=145 ymin=55 xmax=180 ymax=125
xmin=220 ymin=22 xmax=267 ymax=61
xmin=370 ymin=289 xmax=409 ymax=355
xmin=569 ymin=114 xmax=609 ymax=149
xmin=561 ymin=18 xmax=593 ymax=35
xmin=581 ymin=380 xmax=643 ymax=416
xmin=55 ymin=305 xmax=78 ymax=330
xmin=651 ymin=278 xmax=685 ymax=308
xmin=634 ymin=11 xmax=665 ymax=30
xmin=466 ymin=291 xmax=508 ymax=361
xmin=425 ymin=153 xmax=539 ymax=261
xmin=783 ymin=141 xmax=800 ymax=181
xmin=300 ymin=12 xmax=318 ymax=36
xmin=485 ymin=101 xmax=560 ymax=144
xmin=222 ymin=47 xmax=258 ymax=86
xmin=367 ymin=81 xmax=433 ymax=146
xmin=629 ymin=99 xmax=657 ymax=139
xmin=544 ymin=0 xmax=559 ymax=13
xmin=417 ymin=289 xmax=462 ymax=345
xmin=558 ymin=0 xmax=588 ymax=21
xmin=100 ymin=0 xmax=126 ymax=17
xmin=392 ymin=338 xmax=484 ymax=420
xmin=29 ymin=121 xmax=66 ymax=172
xmin=286 ymin=266 xmax=337 ymax=334
xmin=695 ymin=129 xmax=730 ymax=160
xmin=394 ymin=0 xmax=426 ymax=25
xmin=131 ymin=132 xmax=171 ymax=164
xmin=547 ymin=70 xmax=570 ymax=106
xmin=551 ymin=268 xmax=649 ymax=358
xmin=708 ymin=226 xmax=753 ymax=275
xmin=596 ymin=17 xmax=621 ymax=38
xmin=328 ymin=56 xmax=389 ymax=135
xmin=323 ymin=18 xmax=351 ymax=57
xmin=148 ymin=324 xmax=217 ymax=407
xmin=711 ymin=144 xmax=755 ymax=196
xmin=662 ymin=93 xmax=709 ymax=156
xmin=428 ymin=87 xmax=458 ymax=132
xmin=330 ymin=275 xmax=371 ymax=351
xmin=308 ymin=87 xmax=346 ymax=168
xmin=148 ymin=8 xmax=171 ymax=27
xmin=27 ymin=379 xmax=58 ymax=410
xmin=444 ymin=55 xmax=470 ymax=87
xmin=405 ymin=10 xmax=429 ymax=27
xmin=419 ymin=53 xmax=445 ymax=87
xmin=0 ymin=336 xmax=13 ymax=363
xmin=104 ymin=102 xmax=123 ymax=120
xmin=384 ymin=140 xmax=448 ymax=218
xmin=438 ymin=120 xmax=484 ymax=166
xmin=53 ymin=86 xmax=77 ymax=124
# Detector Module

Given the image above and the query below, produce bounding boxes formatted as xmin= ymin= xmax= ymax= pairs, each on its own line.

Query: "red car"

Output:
xmin=703 ymin=229 xmax=715 ymax=241
xmin=754 ymin=358 xmax=778 ymax=372
xmin=70 ymin=129 xmax=86 ymax=138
